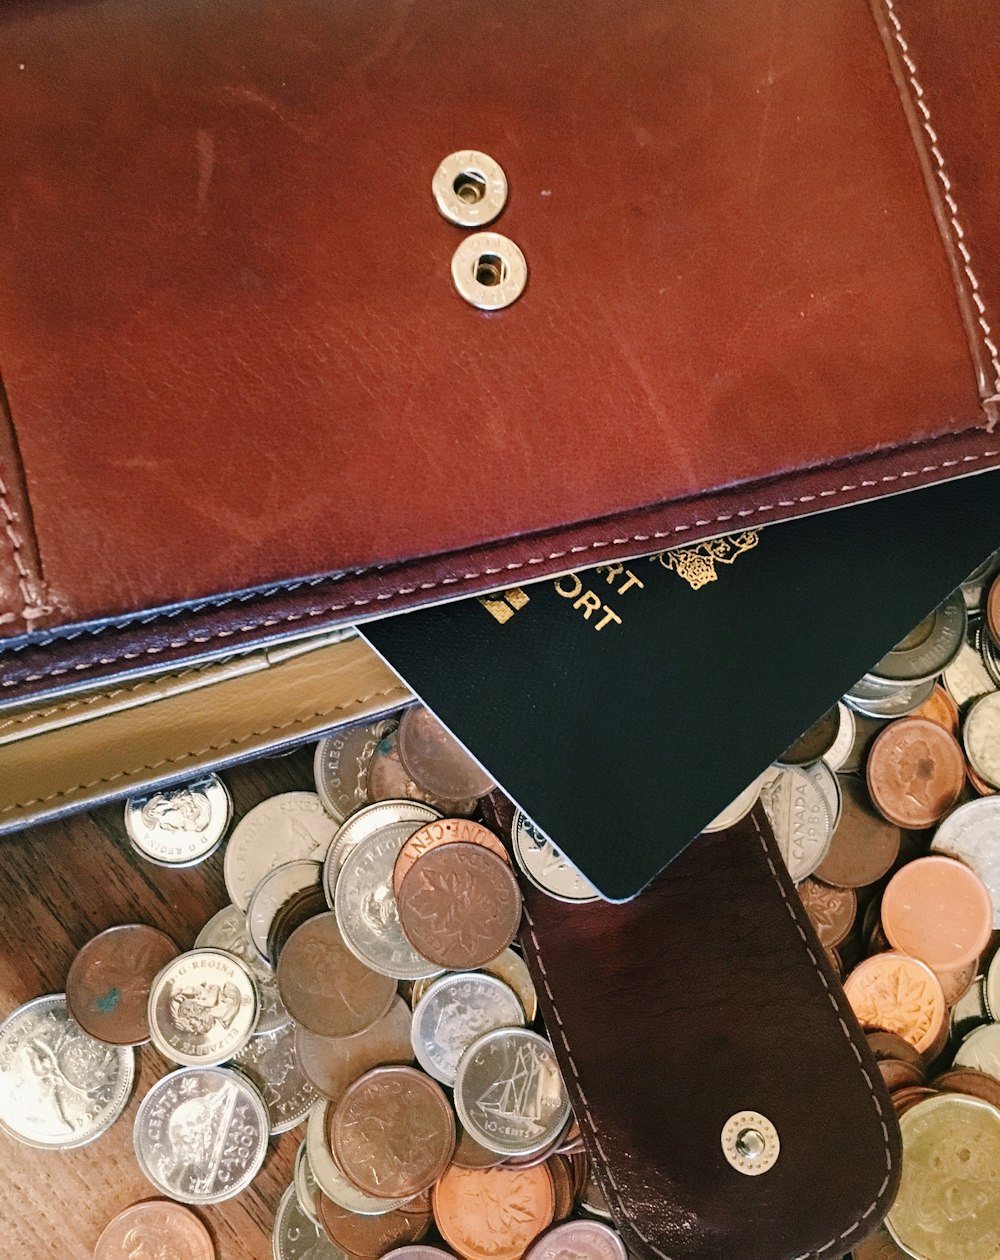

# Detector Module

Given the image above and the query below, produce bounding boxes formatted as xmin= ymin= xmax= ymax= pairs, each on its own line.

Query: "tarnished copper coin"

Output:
xmin=94 ymin=1200 xmax=215 ymax=1259
xmin=796 ymin=879 xmax=857 ymax=949
xmin=865 ymin=1030 xmax=926 ymax=1075
xmin=989 ymin=574 xmax=1000 ymax=648
xmin=844 ymin=952 xmax=946 ymax=1054
xmin=932 ymin=1068 xmax=1000 ymax=1110
xmin=296 ymin=995 xmax=414 ymax=1103
xmin=776 ymin=706 xmax=842 ymax=767
xmin=368 ymin=731 xmax=477 ymax=816
xmin=331 ymin=1066 xmax=455 ymax=1199
xmin=890 ymin=1084 xmax=939 ymax=1116
xmin=866 ymin=717 xmax=966 ymax=829
xmin=452 ymin=1124 xmax=505 ymax=1170
xmin=911 ymin=684 xmax=961 ymax=736
xmin=432 ymin=1164 xmax=555 ymax=1260
xmin=813 ymin=776 xmax=901 ymax=890
xmin=66 ymin=924 xmax=179 ymax=1046
xmin=277 ymin=912 xmax=395 ymax=1038
xmin=393 ymin=817 xmax=511 ymax=898
xmin=878 ymin=1059 xmax=925 ymax=1092
xmin=397 ymin=706 xmax=495 ymax=800
xmin=934 ymin=958 xmax=979 ymax=1007
xmin=547 ymin=1154 xmax=577 ymax=1222
xmin=318 ymin=1194 xmax=432 ymax=1257
xmin=881 ymin=855 xmax=993 ymax=972
xmin=852 ymin=1224 xmax=915 ymax=1259
xmin=397 ymin=842 xmax=522 ymax=970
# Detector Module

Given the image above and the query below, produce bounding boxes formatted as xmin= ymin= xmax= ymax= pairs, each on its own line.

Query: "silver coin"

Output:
xmin=931 ymin=798 xmax=1000 ymax=928
xmin=984 ymin=953 xmax=1000 ymax=1025
xmin=454 ymin=1028 xmax=570 ymax=1157
xmin=313 ymin=718 xmax=398 ymax=822
xmin=124 ymin=774 xmax=232 ymax=867
xmin=759 ymin=766 xmax=832 ymax=883
xmin=148 ymin=948 xmax=259 ymax=1067
xmin=334 ymin=822 xmax=443 ymax=980
xmin=822 ymin=702 xmax=856 ymax=772
xmin=273 ymin=1182 xmax=345 ymax=1260
xmin=247 ymin=860 xmax=323 ymax=961
xmin=133 ymin=1064 xmax=269 ymax=1205
xmin=305 ymin=1101 xmax=412 ymax=1214
xmin=961 ymin=550 xmax=1000 ymax=612
xmin=869 ymin=592 xmax=967 ymax=683
xmin=524 ymin=1220 xmax=627 ymax=1260
xmin=943 ymin=633 xmax=998 ymax=709
xmin=512 ymin=809 xmax=600 ymax=903
xmin=412 ymin=973 xmax=525 ymax=1086
xmin=323 ymin=800 xmax=441 ymax=907
xmin=802 ymin=760 xmax=842 ymax=834
xmin=964 ymin=692 xmax=1000 ymax=789
xmin=951 ymin=976 xmax=990 ymax=1046
xmin=294 ymin=1137 xmax=322 ymax=1226
xmin=0 ymin=994 xmax=134 ymax=1150
xmin=225 ymin=792 xmax=339 ymax=912
xmin=703 ymin=773 xmax=766 ymax=834
xmin=953 ymin=1023 xmax=1000 ymax=1077
xmin=979 ymin=621 xmax=1000 ymax=688
xmin=230 ymin=1022 xmax=316 ymax=1134
xmin=195 ymin=905 xmax=290 ymax=1035
xmin=844 ymin=675 xmax=937 ymax=718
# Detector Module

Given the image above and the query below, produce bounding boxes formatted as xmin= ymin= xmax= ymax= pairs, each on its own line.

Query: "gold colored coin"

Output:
xmin=887 ymin=1093 xmax=1000 ymax=1260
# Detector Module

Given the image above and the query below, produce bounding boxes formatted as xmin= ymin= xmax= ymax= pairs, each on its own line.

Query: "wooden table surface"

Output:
xmin=0 ymin=747 xmax=318 ymax=1259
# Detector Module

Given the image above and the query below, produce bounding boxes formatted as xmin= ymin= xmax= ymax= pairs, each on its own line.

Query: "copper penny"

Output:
xmin=452 ymin=1124 xmax=505 ymax=1170
xmin=932 ymin=1067 xmax=1000 ymax=1110
xmin=93 ymin=1200 xmax=215 ymax=1259
xmin=865 ymin=1029 xmax=927 ymax=1075
xmin=967 ymin=761 xmax=998 ymax=797
xmin=889 ymin=1084 xmax=938 ymax=1116
xmin=393 ymin=817 xmax=511 ymax=897
xmin=881 ymin=855 xmax=993 ymax=972
xmin=296 ymin=994 xmax=414 ymax=1103
xmin=547 ymin=1154 xmax=576 ymax=1222
xmin=824 ymin=947 xmax=843 ymax=979
xmin=331 ymin=1066 xmax=455 ymax=1199
xmin=432 ymin=1163 xmax=555 ymax=1260
xmin=776 ymin=705 xmax=842 ymax=767
xmin=933 ymin=958 xmax=979 ymax=1007
xmin=397 ymin=706 xmax=495 ymax=801
xmin=878 ymin=1059 xmax=925 ymax=1091
xmin=268 ymin=886 xmax=327 ymax=961
xmin=852 ymin=1223 xmax=917 ymax=1259
xmin=866 ymin=717 xmax=966 ymax=829
xmin=277 ymin=912 xmax=396 ymax=1037
xmin=397 ymin=842 xmax=523 ymax=970
xmin=813 ymin=777 xmax=901 ymax=890
xmin=844 ymin=952 xmax=946 ymax=1054
xmin=66 ymin=924 xmax=178 ymax=1046
xmin=989 ymin=574 xmax=1000 ymax=648
xmin=910 ymin=684 xmax=961 ymax=736
xmin=368 ymin=731 xmax=476 ymax=816
xmin=797 ymin=878 xmax=857 ymax=949
xmin=318 ymin=1195 xmax=432 ymax=1257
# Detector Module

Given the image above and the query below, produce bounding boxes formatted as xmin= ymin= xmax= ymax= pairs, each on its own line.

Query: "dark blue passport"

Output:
xmin=362 ymin=472 xmax=1000 ymax=900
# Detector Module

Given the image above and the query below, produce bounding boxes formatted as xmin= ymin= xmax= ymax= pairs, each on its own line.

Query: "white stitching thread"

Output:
xmin=882 ymin=0 xmax=1000 ymax=420
xmin=2 ymin=447 xmax=998 ymax=688
xmin=0 ymin=468 xmax=33 ymax=619
xmin=521 ymin=814 xmax=895 ymax=1260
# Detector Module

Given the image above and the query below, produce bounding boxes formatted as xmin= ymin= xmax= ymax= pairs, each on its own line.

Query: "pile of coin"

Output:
xmin=0 ymin=701 xmax=632 ymax=1260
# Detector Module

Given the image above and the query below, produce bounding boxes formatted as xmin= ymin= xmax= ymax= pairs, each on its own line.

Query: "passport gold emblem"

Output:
xmin=479 ymin=587 xmax=531 ymax=624
xmin=652 ymin=530 xmax=759 ymax=590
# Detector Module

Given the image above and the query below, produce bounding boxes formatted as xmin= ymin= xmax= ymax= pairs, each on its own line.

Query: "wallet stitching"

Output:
xmin=3 ymin=447 xmax=998 ymax=690
xmin=0 ymin=466 xmax=34 ymax=624
xmin=0 ymin=684 xmax=407 ymax=815
xmin=523 ymin=815 xmax=895 ymax=1260
xmin=881 ymin=0 xmax=1000 ymax=419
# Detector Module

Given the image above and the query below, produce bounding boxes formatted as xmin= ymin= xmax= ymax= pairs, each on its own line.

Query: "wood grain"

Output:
xmin=0 ymin=747 xmax=319 ymax=1259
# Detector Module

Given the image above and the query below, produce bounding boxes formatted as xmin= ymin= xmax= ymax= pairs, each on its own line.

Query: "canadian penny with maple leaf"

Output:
xmin=843 ymin=952 xmax=946 ymax=1055
xmin=392 ymin=818 xmax=510 ymax=898
xmin=432 ymin=1163 xmax=555 ymax=1260
xmin=396 ymin=842 xmax=523 ymax=970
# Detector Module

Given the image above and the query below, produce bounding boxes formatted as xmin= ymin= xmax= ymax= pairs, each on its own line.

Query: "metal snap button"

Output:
xmin=432 ymin=151 xmax=508 ymax=227
xmin=451 ymin=233 xmax=527 ymax=311
xmin=721 ymin=1111 xmax=780 ymax=1176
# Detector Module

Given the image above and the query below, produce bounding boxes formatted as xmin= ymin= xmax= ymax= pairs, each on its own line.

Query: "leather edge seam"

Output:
xmin=870 ymin=0 xmax=1000 ymax=430
xmin=3 ymin=445 xmax=999 ymax=691
xmin=0 ymin=682 xmax=408 ymax=817
xmin=0 ymin=371 xmax=49 ymax=629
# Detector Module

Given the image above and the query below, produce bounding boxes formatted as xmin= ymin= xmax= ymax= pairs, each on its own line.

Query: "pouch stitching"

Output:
xmin=0 ymin=683 xmax=407 ymax=815
xmin=522 ymin=812 xmax=895 ymax=1260
xmin=0 ymin=465 xmax=34 ymax=624
xmin=880 ymin=0 xmax=1000 ymax=425
xmin=3 ymin=447 xmax=998 ymax=690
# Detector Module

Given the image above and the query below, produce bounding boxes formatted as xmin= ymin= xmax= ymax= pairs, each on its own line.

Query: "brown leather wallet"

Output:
xmin=1 ymin=0 xmax=999 ymax=702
